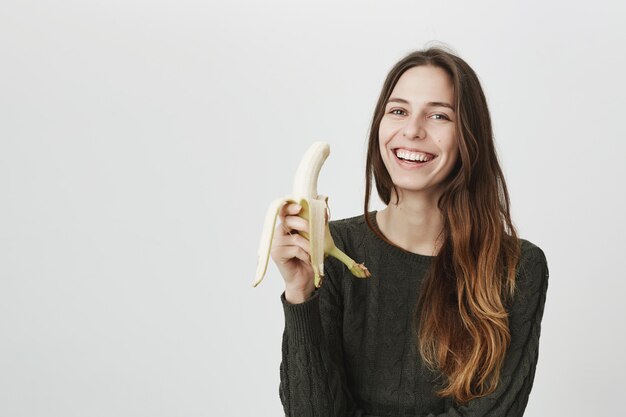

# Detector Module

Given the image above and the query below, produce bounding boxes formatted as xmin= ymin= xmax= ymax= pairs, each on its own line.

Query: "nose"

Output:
xmin=402 ymin=117 xmax=426 ymax=139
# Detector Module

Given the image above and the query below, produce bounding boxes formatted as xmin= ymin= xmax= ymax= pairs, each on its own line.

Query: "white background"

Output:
xmin=1 ymin=1 xmax=625 ymax=416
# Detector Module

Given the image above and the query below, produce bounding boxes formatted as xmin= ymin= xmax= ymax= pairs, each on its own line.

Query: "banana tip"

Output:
xmin=350 ymin=263 xmax=371 ymax=278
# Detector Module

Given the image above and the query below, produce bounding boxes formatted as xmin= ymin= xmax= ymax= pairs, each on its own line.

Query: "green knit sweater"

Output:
xmin=279 ymin=211 xmax=549 ymax=417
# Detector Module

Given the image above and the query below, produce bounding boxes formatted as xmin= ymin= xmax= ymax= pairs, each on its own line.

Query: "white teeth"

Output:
xmin=395 ymin=149 xmax=433 ymax=162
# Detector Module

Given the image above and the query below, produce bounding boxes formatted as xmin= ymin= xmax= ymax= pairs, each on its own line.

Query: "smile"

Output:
xmin=393 ymin=149 xmax=438 ymax=168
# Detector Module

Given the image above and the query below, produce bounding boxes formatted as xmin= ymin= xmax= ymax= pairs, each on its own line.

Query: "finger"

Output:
xmin=273 ymin=232 xmax=311 ymax=254
xmin=287 ymin=203 xmax=302 ymax=215
xmin=276 ymin=202 xmax=290 ymax=235
xmin=275 ymin=219 xmax=295 ymax=236
xmin=271 ymin=244 xmax=311 ymax=265
xmin=278 ymin=203 xmax=299 ymax=233
xmin=278 ymin=203 xmax=304 ymax=235
xmin=280 ymin=202 xmax=302 ymax=220
xmin=283 ymin=214 xmax=309 ymax=233
xmin=282 ymin=222 xmax=294 ymax=236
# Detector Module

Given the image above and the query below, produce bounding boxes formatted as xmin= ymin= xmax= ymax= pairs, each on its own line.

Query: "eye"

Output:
xmin=389 ymin=108 xmax=407 ymax=116
xmin=430 ymin=113 xmax=450 ymax=121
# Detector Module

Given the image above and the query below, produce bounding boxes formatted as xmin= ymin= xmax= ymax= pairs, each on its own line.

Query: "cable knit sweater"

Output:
xmin=279 ymin=211 xmax=549 ymax=417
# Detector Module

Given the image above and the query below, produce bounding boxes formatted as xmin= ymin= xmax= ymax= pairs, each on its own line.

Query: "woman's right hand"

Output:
xmin=270 ymin=202 xmax=317 ymax=304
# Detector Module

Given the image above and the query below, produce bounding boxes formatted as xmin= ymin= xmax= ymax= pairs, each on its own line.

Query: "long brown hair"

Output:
xmin=363 ymin=46 xmax=522 ymax=405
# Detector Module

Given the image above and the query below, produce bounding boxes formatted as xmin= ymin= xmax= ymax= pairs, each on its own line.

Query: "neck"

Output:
xmin=376 ymin=189 xmax=445 ymax=256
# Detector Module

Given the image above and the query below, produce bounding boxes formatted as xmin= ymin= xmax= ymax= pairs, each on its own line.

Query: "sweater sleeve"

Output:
xmin=278 ymin=257 xmax=365 ymax=417
xmin=425 ymin=246 xmax=550 ymax=417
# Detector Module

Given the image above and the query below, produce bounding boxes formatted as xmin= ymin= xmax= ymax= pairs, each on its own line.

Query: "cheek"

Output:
xmin=440 ymin=129 xmax=458 ymax=151
xmin=378 ymin=136 xmax=388 ymax=161
xmin=378 ymin=119 xmax=395 ymax=141
xmin=446 ymin=139 xmax=460 ymax=166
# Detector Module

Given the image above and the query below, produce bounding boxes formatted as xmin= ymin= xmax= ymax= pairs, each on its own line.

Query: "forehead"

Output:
xmin=390 ymin=66 xmax=454 ymax=103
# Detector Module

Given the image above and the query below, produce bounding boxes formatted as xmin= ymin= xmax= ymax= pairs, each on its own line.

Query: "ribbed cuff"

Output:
xmin=280 ymin=290 xmax=323 ymax=345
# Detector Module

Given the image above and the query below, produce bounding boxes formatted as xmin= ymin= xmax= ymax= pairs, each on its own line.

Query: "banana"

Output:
xmin=253 ymin=141 xmax=371 ymax=289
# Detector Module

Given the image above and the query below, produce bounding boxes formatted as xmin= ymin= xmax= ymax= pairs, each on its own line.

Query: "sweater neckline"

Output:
xmin=365 ymin=210 xmax=436 ymax=266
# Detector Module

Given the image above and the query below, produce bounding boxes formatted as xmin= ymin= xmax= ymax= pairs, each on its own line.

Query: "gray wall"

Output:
xmin=1 ymin=0 xmax=624 ymax=415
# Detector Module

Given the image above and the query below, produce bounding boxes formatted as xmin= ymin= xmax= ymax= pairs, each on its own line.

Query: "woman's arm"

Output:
xmin=424 ymin=246 xmax=550 ymax=417
xmin=279 ymin=258 xmax=366 ymax=417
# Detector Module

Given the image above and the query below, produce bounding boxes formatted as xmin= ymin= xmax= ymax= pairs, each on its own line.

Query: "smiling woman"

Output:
xmin=272 ymin=46 xmax=549 ymax=417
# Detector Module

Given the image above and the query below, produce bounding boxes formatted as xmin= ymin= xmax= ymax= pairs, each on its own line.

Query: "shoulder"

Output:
xmin=517 ymin=238 xmax=549 ymax=282
xmin=519 ymin=238 xmax=545 ymax=259
xmin=512 ymin=238 xmax=550 ymax=308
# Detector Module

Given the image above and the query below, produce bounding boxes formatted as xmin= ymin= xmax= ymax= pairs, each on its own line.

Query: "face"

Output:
xmin=379 ymin=65 xmax=459 ymax=197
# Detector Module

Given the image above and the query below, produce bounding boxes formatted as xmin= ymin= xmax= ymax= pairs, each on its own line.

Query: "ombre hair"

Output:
xmin=363 ymin=45 xmax=522 ymax=405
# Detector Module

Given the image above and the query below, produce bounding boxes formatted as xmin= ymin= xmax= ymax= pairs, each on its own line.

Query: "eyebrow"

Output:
xmin=387 ymin=97 xmax=455 ymax=111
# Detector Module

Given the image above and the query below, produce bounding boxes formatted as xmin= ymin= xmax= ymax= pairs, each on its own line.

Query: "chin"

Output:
xmin=391 ymin=181 xmax=432 ymax=193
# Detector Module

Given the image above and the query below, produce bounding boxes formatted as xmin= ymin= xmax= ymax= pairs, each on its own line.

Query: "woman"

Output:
xmin=271 ymin=46 xmax=549 ymax=417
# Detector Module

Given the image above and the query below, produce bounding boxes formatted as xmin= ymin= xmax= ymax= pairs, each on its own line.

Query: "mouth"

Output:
xmin=392 ymin=148 xmax=438 ymax=167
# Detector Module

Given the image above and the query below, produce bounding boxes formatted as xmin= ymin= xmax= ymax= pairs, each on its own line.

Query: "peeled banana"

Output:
xmin=253 ymin=141 xmax=371 ymax=289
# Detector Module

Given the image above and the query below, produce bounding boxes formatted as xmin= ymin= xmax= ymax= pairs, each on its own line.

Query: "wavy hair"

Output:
xmin=363 ymin=45 xmax=522 ymax=405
